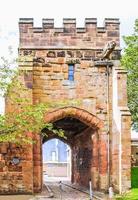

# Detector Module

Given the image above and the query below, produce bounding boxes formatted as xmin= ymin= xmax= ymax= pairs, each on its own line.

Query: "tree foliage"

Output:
xmin=121 ymin=19 xmax=138 ymax=131
xmin=0 ymin=52 xmax=17 ymax=96
xmin=0 ymin=102 xmax=65 ymax=144
xmin=0 ymin=54 xmax=79 ymax=144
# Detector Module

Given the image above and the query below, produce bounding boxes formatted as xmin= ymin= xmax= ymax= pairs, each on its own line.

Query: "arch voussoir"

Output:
xmin=44 ymin=106 xmax=103 ymax=129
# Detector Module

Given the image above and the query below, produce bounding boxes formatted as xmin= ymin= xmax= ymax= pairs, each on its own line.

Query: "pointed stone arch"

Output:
xmin=44 ymin=106 xmax=103 ymax=130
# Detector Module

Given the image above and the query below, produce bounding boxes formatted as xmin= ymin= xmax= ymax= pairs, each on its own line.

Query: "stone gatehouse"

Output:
xmin=0 ymin=18 xmax=131 ymax=194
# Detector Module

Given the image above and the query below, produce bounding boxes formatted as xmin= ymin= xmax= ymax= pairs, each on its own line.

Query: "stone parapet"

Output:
xmin=19 ymin=18 xmax=120 ymax=49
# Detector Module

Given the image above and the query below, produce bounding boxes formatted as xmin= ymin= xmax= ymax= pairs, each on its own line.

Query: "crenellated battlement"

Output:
xmin=19 ymin=18 xmax=120 ymax=33
xmin=19 ymin=18 xmax=120 ymax=49
xmin=19 ymin=18 xmax=120 ymax=28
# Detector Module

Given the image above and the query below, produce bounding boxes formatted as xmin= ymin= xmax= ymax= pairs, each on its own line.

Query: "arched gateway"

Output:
xmin=33 ymin=106 xmax=104 ymax=192
xmin=2 ymin=18 xmax=131 ymax=194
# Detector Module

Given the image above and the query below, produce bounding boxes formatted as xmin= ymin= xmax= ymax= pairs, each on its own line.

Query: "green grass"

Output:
xmin=115 ymin=167 xmax=138 ymax=199
xmin=115 ymin=189 xmax=138 ymax=200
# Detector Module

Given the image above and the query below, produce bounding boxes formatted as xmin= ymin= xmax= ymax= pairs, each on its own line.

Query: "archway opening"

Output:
xmin=33 ymin=107 xmax=104 ymax=193
xmin=42 ymin=138 xmax=71 ymax=183
xmin=42 ymin=116 xmax=96 ymax=188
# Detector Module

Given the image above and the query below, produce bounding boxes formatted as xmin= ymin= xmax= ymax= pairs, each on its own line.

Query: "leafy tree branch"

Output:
xmin=121 ymin=19 xmax=138 ymax=131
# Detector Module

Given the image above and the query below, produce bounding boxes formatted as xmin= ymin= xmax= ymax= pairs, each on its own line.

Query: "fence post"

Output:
xmin=59 ymin=181 xmax=62 ymax=200
xmin=89 ymin=179 xmax=93 ymax=200
xmin=109 ymin=186 xmax=114 ymax=199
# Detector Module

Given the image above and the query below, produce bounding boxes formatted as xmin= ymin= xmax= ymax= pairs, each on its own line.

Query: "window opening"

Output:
xmin=68 ymin=64 xmax=74 ymax=81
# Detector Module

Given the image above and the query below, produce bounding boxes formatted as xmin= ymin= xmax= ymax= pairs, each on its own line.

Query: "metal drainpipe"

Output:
xmin=106 ymin=64 xmax=110 ymax=189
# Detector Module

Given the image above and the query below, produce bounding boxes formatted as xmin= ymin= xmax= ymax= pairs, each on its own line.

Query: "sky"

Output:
xmin=0 ymin=0 xmax=138 ymax=136
xmin=0 ymin=0 xmax=137 ymax=57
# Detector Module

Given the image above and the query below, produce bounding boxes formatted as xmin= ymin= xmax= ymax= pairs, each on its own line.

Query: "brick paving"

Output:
xmin=45 ymin=183 xmax=90 ymax=200
xmin=0 ymin=184 xmax=89 ymax=200
xmin=0 ymin=183 xmax=109 ymax=200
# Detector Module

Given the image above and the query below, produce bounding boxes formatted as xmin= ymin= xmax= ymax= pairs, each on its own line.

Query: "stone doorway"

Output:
xmin=33 ymin=107 xmax=105 ymax=193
